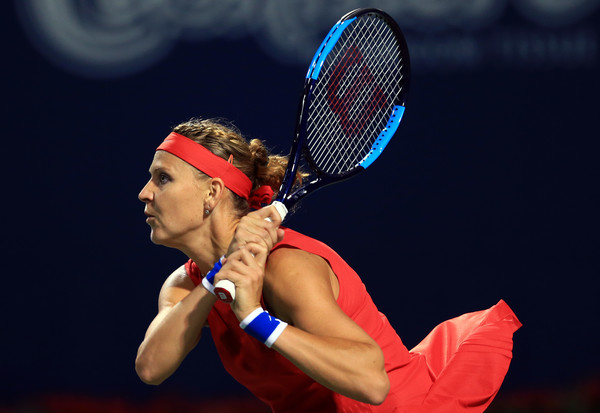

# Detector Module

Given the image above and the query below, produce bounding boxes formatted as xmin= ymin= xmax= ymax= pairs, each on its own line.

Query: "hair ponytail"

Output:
xmin=249 ymin=139 xmax=288 ymax=195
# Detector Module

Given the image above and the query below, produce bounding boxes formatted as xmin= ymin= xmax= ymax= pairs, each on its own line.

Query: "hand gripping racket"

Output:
xmin=214 ymin=8 xmax=411 ymax=302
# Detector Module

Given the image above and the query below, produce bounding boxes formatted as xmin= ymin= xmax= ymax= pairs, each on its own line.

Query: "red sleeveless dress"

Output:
xmin=185 ymin=228 xmax=521 ymax=412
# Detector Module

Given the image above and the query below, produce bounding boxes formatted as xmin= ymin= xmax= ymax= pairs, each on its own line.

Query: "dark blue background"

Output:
xmin=3 ymin=1 xmax=599 ymax=410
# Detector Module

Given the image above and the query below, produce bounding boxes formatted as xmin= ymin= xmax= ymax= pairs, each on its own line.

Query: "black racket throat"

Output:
xmin=279 ymin=167 xmax=365 ymax=213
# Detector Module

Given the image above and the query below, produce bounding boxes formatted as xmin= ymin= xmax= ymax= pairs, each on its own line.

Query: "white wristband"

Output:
xmin=239 ymin=308 xmax=265 ymax=328
xmin=201 ymin=276 xmax=215 ymax=294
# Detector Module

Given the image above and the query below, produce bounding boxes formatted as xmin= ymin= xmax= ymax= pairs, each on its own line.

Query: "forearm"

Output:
xmin=136 ymin=286 xmax=217 ymax=384
xmin=271 ymin=326 xmax=389 ymax=404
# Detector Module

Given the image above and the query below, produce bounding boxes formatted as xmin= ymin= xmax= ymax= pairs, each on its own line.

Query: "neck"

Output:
xmin=180 ymin=210 xmax=240 ymax=275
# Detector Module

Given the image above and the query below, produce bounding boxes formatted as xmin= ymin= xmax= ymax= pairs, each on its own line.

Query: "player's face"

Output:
xmin=138 ymin=151 xmax=209 ymax=248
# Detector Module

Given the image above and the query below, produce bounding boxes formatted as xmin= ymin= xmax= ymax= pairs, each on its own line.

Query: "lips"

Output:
xmin=144 ymin=210 xmax=156 ymax=222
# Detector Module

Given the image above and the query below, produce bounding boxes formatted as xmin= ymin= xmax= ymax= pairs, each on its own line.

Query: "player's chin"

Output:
xmin=149 ymin=229 xmax=168 ymax=246
xmin=149 ymin=229 xmax=181 ymax=249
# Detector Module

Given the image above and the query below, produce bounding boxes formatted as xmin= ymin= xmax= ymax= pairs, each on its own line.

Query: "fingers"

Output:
xmin=253 ymin=204 xmax=284 ymax=225
xmin=225 ymin=242 xmax=268 ymax=269
xmin=215 ymin=244 xmax=266 ymax=318
xmin=276 ymin=228 xmax=285 ymax=244
xmin=243 ymin=242 xmax=269 ymax=264
xmin=227 ymin=206 xmax=283 ymax=257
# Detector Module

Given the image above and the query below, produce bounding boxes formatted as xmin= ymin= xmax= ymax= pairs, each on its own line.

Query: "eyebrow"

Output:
xmin=148 ymin=164 xmax=170 ymax=175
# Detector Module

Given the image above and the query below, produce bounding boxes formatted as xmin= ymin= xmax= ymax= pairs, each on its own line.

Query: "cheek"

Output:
xmin=170 ymin=192 xmax=205 ymax=224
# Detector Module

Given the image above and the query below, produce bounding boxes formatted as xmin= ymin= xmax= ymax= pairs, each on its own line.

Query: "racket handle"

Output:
xmin=270 ymin=201 xmax=288 ymax=222
xmin=214 ymin=201 xmax=288 ymax=303
xmin=214 ymin=280 xmax=235 ymax=303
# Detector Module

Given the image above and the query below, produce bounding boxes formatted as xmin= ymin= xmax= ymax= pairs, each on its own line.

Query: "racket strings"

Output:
xmin=306 ymin=14 xmax=406 ymax=176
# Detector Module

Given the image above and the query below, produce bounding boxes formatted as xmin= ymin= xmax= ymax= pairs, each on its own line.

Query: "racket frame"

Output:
xmin=276 ymin=8 xmax=410 ymax=213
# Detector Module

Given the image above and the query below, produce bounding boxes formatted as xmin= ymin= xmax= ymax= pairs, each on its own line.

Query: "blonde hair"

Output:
xmin=172 ymin=118 xmax=297 ymax=213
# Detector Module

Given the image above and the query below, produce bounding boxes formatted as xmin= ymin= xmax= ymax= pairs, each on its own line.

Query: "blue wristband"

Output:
xmin=201 ymin=255 xmax=225 ymax=294
xmin=240 ymin=308 xmax=288 ymax=348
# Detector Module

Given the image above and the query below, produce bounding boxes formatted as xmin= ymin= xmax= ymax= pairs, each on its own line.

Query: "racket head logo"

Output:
xmin=326 ymin=44 xmax=388 ymax=138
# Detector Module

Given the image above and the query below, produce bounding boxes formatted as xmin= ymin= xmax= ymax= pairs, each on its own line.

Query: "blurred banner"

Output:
xmin=14 ymin=0 xmax=600 ymax=78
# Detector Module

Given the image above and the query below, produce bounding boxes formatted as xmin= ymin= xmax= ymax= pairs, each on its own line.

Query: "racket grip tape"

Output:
xmin=214 ymin=201 xmax=288 ymax=303
xmin=270 ymin=201 xmax=288 ymax=222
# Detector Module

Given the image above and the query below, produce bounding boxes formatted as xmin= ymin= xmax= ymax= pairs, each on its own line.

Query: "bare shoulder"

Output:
xmin=158 ymin=264 xmax=196 ymax=311
xmin=267 ymin=247 xmax=333 ymax=281
xmin=264 ymin=247 xmax=357 ymax=335
xmin=265 ymin=247 xmax=337 ymax=300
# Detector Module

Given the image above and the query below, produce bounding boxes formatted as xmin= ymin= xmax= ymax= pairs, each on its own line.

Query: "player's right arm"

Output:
xmin=135 ymin=265 xmax=217 ymax=385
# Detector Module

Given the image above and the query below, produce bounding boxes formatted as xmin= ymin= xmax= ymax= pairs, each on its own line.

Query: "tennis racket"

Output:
xmin=214 ymin=8 xmax=410 ymax=302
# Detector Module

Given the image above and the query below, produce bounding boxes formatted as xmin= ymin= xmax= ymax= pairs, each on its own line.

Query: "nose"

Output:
xmin=138 ymin=180 xmax=153 ymax=203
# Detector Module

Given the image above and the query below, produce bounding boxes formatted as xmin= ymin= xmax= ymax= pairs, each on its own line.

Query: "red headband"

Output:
xmin=156 ymin=132 xmax=252 ymax=200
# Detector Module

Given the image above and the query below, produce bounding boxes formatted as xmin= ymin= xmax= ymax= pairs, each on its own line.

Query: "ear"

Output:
xmin=205 ymin=177 xmax=226 ymax=210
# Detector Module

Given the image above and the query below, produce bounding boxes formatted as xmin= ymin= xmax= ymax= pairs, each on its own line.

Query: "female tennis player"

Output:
xmin=135 ymin=118 xmax=521 ymax=412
